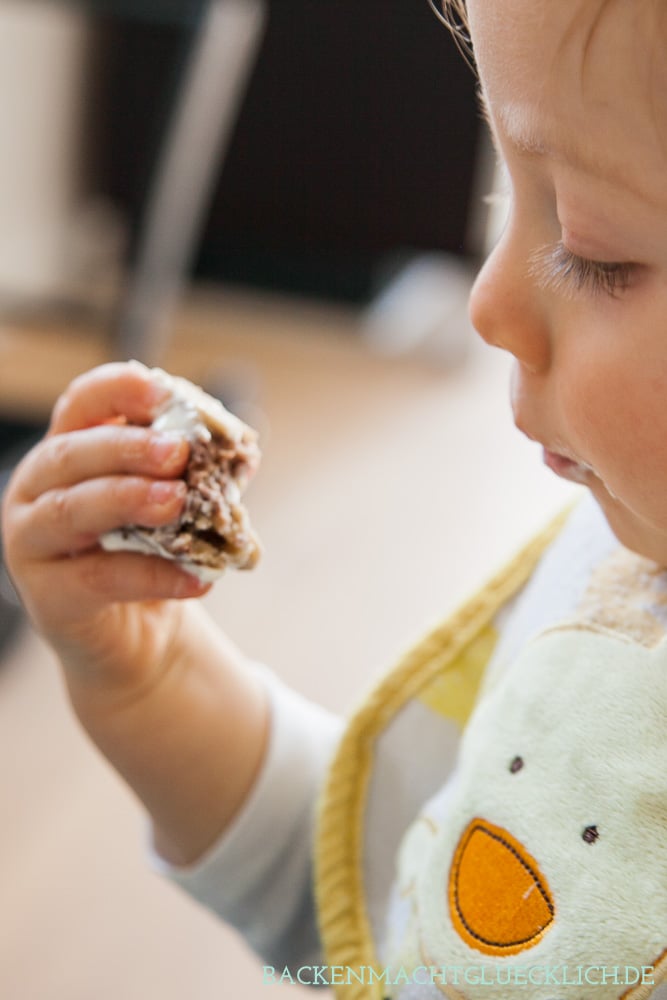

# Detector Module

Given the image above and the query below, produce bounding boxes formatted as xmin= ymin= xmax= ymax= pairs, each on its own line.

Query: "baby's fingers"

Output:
xmin=14 ymin=476 xmax=187 ymax=559
xmin=14 ymin=425 xmax=188 ymax=501
xmin=49 ymin=361 xmax=169 ymax=435
xmin=26 ymin=551 xmax=207 ymax=629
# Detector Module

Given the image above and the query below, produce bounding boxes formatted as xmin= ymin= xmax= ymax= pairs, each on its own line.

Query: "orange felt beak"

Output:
xmin=448 ymin=818 xmax=555 ymax=956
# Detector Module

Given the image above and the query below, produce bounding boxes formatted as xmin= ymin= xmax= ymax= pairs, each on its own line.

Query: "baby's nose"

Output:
xmin=470 ymin=238 xmax=551 ymax=374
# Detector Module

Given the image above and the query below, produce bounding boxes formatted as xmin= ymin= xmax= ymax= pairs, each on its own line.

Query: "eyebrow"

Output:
xmin=475 ymin=84 xmax=667 ymax=213
xmin=476 ymin=87 xmax=611 ymax=183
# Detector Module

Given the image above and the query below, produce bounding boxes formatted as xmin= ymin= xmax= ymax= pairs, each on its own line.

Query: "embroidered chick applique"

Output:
xmin=385 ymin=550 xmax=667 ymax=999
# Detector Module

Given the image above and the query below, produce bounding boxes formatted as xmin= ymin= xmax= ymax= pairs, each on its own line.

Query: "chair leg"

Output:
xmin=113 ymin=0 xmax=267 ymax=365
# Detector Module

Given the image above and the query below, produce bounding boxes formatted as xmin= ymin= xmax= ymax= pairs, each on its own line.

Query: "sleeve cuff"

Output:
xmin=149 ymin=663 xmax=343 ymax=965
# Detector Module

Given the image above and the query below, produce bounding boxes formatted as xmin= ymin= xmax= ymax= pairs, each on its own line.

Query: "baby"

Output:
xmin=3 ymin=0 xmax=667 ymax=997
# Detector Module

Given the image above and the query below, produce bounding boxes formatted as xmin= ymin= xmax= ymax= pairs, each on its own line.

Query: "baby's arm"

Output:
xmin=1 ymin=362 xmax=269 ymax=866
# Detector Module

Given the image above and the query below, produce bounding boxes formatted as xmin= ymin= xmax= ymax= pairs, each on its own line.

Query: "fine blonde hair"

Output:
xmin=428 ymin=0 xmax=468 ymax=30
xmin=428 ymin=0 xmax=474 ymax=65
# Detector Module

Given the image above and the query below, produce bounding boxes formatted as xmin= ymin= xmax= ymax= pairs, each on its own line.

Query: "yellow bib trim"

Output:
xmin=314 ymin=508 xmax=573 ymax=1000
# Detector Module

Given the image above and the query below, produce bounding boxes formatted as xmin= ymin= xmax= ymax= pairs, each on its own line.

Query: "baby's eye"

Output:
xmin=528 ymin=242 xmax=634 ymax=299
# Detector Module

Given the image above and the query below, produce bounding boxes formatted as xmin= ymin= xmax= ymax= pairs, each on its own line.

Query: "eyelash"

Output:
xmin=528 ymin=243 xmax=634 ymax=299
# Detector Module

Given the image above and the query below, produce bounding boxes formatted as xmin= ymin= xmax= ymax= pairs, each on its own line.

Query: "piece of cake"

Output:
xmin=101 ymin=368 xmax=261 ymax=581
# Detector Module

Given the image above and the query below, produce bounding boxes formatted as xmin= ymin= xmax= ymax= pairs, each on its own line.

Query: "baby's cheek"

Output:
xmin=566 ymin=356 xmax=667 ymax=510
xmin=562 ymin=362 xmax=641 ymax=471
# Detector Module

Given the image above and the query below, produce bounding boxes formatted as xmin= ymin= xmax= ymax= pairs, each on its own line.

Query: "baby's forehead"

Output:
xmin=571 ymin=0 xmax=665 ymax=90
xmin=477 ymin=0 xmax=664 ymax=95
xmin=469 ymin=0 xmax=667 ymax=206
xmin=552 ymin=0 xmax=667 ymax=183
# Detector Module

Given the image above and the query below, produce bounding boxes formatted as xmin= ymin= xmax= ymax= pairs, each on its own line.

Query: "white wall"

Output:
xmin=0 ymin=1 xmax=89 ymax=300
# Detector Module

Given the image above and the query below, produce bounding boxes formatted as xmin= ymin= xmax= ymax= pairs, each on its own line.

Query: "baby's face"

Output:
xmin=466 ymin=0 xmax=667 ymax=565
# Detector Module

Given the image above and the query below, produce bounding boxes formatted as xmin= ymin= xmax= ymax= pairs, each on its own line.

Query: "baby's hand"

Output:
xmin=1 ymin=362 xmax=209 ymax=695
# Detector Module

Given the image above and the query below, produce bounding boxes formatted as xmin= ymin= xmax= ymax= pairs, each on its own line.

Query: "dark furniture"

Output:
xmin=90 ymin=0 xmax=482 ymax=337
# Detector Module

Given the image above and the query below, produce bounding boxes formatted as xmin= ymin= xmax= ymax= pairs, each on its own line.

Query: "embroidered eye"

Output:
xmin=509 ymin=755 xmax=524 ymax=773
xmin=582 ymin=825 xmax=599 ymax=844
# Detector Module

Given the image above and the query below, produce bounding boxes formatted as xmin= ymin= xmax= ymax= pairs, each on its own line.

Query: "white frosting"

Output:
xmin=152 ymin=398 xmax=210 ymax=442
xmin=100 ymin=530 xmax=224 ymax=582
xmin=148 ymin=367 xmax=246 ymax=442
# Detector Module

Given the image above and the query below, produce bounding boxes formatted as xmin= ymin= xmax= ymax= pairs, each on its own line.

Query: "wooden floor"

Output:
xmin=0 ymin=286 xmax=576 ymax=999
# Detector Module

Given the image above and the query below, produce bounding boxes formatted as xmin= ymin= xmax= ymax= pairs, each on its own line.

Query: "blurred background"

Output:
xmin=0 ymin=1 xmax=575 ymax=997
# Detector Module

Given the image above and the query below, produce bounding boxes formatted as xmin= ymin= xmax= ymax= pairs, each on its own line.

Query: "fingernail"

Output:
xmin=174 ymin=570 xmax=208 ymax=597
xmin=148 ymin=480 xmax=186 ymax=505
xmin=144 ymin=374 xmax=172 ymax=410
xmin=151 ymin=431 xmax=186 ymax=464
